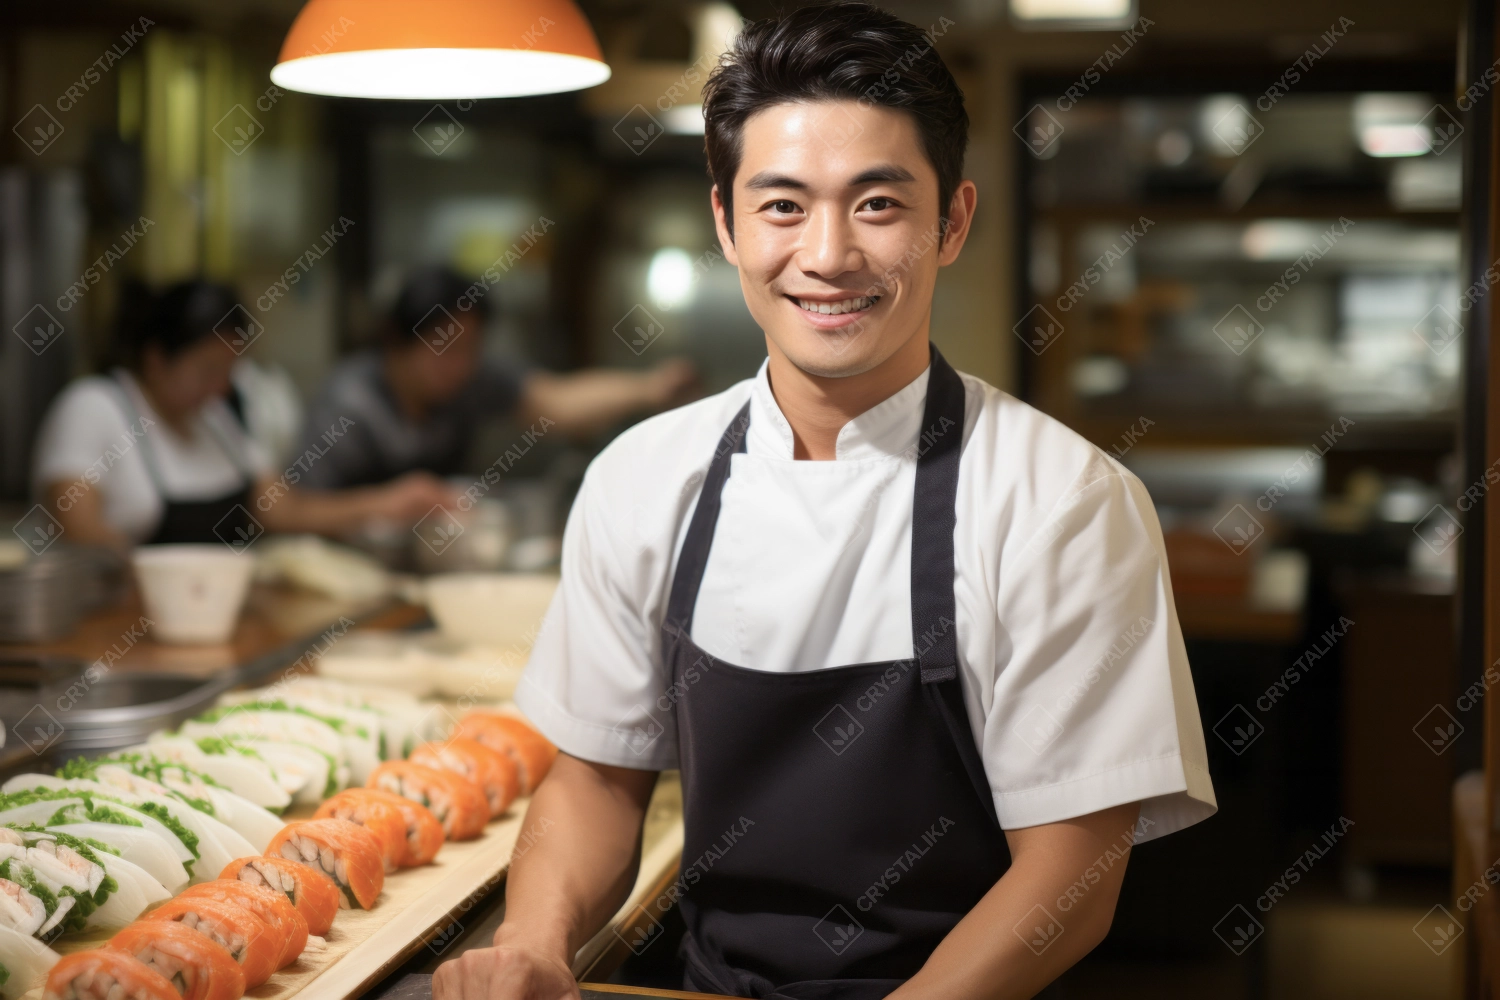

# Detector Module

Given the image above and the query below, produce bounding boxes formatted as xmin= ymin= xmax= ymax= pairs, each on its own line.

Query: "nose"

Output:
xmin=794 ymin=204 xmax=862 ymax=280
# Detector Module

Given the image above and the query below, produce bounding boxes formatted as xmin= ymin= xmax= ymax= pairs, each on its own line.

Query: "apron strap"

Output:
xmin=663 ymin=400 xmax=750 ymax=636
xmin=910 ymin=348 xmax=965 ymax=686
xmin=909 ymin=350 xmax=1003 ymax=834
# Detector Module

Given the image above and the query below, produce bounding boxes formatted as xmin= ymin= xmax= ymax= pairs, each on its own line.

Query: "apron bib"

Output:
xmin=110 ymin=373 xmax=256 ymax=546
xmin=661 ymin=348 xmax=1011 ymax=1000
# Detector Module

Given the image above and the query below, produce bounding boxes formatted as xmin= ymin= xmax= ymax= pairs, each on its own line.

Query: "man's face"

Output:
xmin=401 ymin=310 xmax=483 ymax=404
xmin=713 ymin=100 xmax=973 ymax=379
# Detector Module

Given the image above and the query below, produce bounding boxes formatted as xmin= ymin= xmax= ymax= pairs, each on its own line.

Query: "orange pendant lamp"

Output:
xmin=271 ymin=0 xmax=611 ymax=100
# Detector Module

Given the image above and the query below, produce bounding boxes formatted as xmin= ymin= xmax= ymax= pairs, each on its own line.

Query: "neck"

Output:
xmin=383 ymin=351 xmax=427 ymax=422
xmin=131 ymin=370 xmax=193 ymax=435
xmin=766 ymin=327 xmax=931 ymax=461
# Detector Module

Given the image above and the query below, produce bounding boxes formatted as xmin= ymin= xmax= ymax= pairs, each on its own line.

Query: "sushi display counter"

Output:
xmin=43 ymin=779 xmax=685 ymax=1000
xmin=0 ymin=579 xmax=689 ymax=1000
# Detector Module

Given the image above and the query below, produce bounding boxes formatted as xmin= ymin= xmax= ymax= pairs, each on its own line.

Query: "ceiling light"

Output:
xmin=272 ymin=0 xmax=611 ymax=101
xmin=1353 ymin=93 xmax=1434 ymax=158
xmin=1010 ymin=0 xmax=1136 ymax=28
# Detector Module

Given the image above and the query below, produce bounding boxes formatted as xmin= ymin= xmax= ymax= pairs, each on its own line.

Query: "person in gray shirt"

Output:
xmin=295 ymin=267 xmax=696 ymax=490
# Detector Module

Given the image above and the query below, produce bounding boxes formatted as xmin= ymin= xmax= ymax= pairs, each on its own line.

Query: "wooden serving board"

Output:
xmin=43 ymin=776 xmax=685 ymax=1000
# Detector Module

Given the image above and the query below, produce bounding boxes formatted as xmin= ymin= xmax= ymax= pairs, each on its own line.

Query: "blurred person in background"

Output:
xmin=32 ymin=280 xmax=455 ymax=551
xmin=291 ymin=266 xmax=698 ymax=490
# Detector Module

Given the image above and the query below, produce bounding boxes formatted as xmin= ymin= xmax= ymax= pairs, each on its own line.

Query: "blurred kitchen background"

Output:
xmin=0 ymin=0 xmax=1493 ymax=997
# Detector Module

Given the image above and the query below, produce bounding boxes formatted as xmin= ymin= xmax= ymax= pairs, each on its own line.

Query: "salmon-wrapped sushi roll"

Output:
xmin=451 ymin=713 xmax=557 ymax=794
xmin=219 ymin=857 xmax=338 ymax=937
xmin=408 ymin=738 xmax=520 ymax=818
xmin=44 ymin=949 xmax=178 ymax=1000
xmin=177 ymin=881 xmax=308 ymax=968
xmin=265 ymin=820 xmax=384 ymax=910
xmin=317 ymin=789 xmax=442 ymax=868
xmin=366 ymin=762 xmax=487 ymax=841
xmin=108 ymin=920 xmax=246 ymax=1000
xmin=142 ymin=897 xmax=279 ymax=989
xmin=313 ymin=792 xmax=407 ymax=872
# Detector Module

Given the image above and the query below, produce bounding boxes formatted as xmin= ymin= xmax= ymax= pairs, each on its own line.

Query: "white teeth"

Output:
xmin=795 ymin=296 xmax=877 ymax=316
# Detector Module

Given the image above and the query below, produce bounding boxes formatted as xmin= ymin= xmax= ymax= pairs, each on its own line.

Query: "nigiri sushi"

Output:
xmin=43 ymin=949 xmax=178 ymax=1000
xmin=108 ymin=920 xmax=245 ymax=1000
xmin=0 ymin=923 xmax=58 ymax=997
xmin=366 ymin=763 xmax=487 ymax=841
xmin=408 ymin=738 xmax=520 ymax=818
xmin=177 ymin=881 xmax=306 ymax=969
xmin=312 ymin=793 xmax=407 ymax=873
xmin=450 ymin=713 xmax=557 ymax=795
xmin=330 ymin=789 xmax=442 ymax=868
xmin=265 ymin=820 xmax=384 ymax=910
xmin=143 ymin=896 xmax=279 ymax=988
xmin=217 ymin=858 xmax=338 ymax=937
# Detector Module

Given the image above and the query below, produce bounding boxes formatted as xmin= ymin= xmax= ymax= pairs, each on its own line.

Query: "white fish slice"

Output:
xmin=0 ymin=923 xmax=58 ymax=997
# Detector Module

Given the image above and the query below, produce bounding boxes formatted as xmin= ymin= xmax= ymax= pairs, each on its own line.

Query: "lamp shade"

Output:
xmin=272 ymin=0 xmax=611 ymax=100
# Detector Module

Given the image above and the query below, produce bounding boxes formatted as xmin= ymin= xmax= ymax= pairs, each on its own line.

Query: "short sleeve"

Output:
xmin=32 ymin=381 xmax=131 ymax=489
xmin=984 ymin=455 xmax=1216 ymax=843
xmin=514 ymin=462 xmax=675 ymax=771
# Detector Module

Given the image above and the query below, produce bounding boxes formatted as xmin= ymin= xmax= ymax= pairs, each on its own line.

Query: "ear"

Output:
xmin=936 ymin=180 xmax=978 ymax=267
xmin=710 ymin=185 xmax=739 ymax=267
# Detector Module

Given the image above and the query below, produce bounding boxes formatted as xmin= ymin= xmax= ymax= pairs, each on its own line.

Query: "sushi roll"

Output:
xmin=330 ymin=790 xmax=443 ymax=868
xmin=143 ymin=897 xmax=279 ymax=988
xmin=0 ymin=829 xmax=121 ymax=936
xmin=177 ymin=882 xmax=306 ymax=969
xmin=0 ymin=875 xmax=49 ymax=938
xmin=43 ymin=949 xmax=178 ymax=1000
xmin=218 ymin=858 xmax=338 ymax=938
xmin=365 ymin=763 xmax=487 ymax=841
xmin=408 ymin=739 xmax=520 ymax=819
xmin=3 ymin=777 xmax=246 ymax=882
xmin=0 ymin=789 xmax=197 ymax=876
xmin=138 ymin=737 xmax=291 ymax=813
xmin=450 ymin=713 xmax=557 ymax=795
xmin=312 ymin=793 xmax=408 ymax=873
xmin=107 ymin=921 xmax=245 ymax=1000
xmin=0 ymin=924 xmax=58 ymax=997
xmin=264 ymin=820 xmax=385 ymax=910
xmin=48 ymin=825 xmax=189 ymax=894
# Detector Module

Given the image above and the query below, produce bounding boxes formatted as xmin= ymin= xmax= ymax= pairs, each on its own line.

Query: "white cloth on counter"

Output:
xmin=31 ymin=370 xmax=271 ymax=543
xmin=517 ymin=358 xmax=1217 ymax=842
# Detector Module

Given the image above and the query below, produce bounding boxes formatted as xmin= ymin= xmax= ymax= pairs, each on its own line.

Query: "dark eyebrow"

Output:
xmin=742 ymin=164 xmax=917 ymax=191
xmin=744 ymin=171 xmax=806 ymax=190
xmin=850 ymin=165 xmax=915 ymax=185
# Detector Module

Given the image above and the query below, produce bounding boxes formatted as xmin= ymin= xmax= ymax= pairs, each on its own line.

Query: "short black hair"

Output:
xmin=702 ymin=2 xmax=966 ymax=240
xmin=388 ymin=265 xmax=492 ymax=344
xmin=116 ymin=279 xmax=244 ymax=366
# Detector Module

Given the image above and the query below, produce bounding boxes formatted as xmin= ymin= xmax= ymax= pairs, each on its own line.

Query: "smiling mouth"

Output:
xmin=790 ymin=294 xmax=880 ymax=316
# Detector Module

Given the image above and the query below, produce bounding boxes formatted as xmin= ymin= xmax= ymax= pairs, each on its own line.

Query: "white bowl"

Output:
xmin=132 ymin=544 xmax=256 ymax=645
xmin=424 ymin=572 xmax=558 ymax=649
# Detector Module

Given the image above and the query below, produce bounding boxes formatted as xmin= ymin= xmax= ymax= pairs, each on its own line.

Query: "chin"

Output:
xmin=780 ymin=334 xmax=889 ymax=379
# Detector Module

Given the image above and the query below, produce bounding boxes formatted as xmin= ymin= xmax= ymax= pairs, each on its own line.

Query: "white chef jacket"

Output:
xmin=517 ymin=359 xmax=1217 ymax=842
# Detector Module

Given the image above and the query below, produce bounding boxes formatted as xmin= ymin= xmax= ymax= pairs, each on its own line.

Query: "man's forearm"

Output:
xmin=494 ymin=754 xmax=659 ymax=963
xmin=891 ymin=802 xmax=1140 ymax=1000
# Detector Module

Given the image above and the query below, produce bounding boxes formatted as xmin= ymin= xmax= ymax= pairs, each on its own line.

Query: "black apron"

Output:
xmin=663 ymin=347 xmax=1012 ymax=1000
xmin=110 ymin=372 xmax=256 ymax=546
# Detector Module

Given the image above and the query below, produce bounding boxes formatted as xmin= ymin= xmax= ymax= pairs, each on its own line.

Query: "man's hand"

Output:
xmin=431 ymin=944 xmax=579 ymax=1000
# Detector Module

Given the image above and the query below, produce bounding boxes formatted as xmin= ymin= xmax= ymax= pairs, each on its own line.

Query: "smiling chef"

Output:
xmin=433 ymin=4 xmax=1216 ymax=999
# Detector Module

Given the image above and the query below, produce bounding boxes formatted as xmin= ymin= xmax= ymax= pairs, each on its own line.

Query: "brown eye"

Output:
xmin=863 ymin=197 xmax=893 ymax=211
xmin=771 ymin=200 xmax=798 ymax=214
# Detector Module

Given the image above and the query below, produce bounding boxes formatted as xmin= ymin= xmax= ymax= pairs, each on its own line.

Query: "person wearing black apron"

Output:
xmin=35 ymin=280 xmax=460 ymax=551
xmin=666 ymin=348 xmax=1009 ymax=999
xmin=435 ymin=6 xmax=1215 ymax=1000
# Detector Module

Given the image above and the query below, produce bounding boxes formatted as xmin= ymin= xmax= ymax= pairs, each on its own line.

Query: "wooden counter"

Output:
xmin=3 ymin=584 xmax=426 ymax=681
